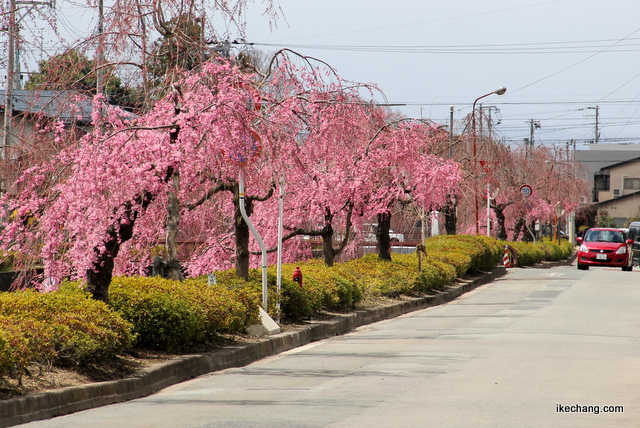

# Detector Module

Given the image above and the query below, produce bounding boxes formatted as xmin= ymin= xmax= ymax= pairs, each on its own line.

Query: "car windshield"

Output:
xmin=584 ymin=230 xmax=624 ymax=243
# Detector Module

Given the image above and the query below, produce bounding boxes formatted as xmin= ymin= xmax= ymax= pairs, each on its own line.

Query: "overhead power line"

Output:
xmin=253 ymin=37 xmax=640 ymax=55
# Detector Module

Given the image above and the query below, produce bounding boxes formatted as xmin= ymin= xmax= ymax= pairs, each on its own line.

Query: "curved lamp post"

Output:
xmin=472 ymin=87 xmax=506 ymax=235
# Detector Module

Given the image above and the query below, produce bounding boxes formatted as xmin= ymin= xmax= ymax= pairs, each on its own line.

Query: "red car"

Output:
xmin=577 ymin=228 xmax=633 ymax=271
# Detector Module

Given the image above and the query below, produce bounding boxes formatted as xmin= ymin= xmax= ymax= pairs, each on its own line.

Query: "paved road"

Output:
xmin=18 ymin=265 xmax=640 ymax=427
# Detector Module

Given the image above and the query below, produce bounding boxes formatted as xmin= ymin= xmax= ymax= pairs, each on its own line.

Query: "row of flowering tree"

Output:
xmin=0 ymin=54 xmax=462 ymax=302
xmin=450 ymin=114 xmax=590 ymax=240
xmin=1 ymin=0 xmax=591 ymax=305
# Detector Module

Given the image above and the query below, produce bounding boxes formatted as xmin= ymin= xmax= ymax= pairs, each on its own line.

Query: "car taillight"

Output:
xmin=579 ymin=244 xmax=588 ymax=252
xmin=616 ymin=246 xmax=627 ymax=254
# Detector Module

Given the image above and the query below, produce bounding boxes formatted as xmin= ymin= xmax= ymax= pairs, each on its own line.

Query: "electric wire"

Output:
xmin=252 ymin=40 xmax=640 ymax=55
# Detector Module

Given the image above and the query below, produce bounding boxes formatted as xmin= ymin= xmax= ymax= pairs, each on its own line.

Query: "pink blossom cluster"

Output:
xmin=2 ymin=56 xmax=587 ymax=288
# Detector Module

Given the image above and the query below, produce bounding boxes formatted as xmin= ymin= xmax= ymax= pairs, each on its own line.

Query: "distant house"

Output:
xmin=576 ymin=143 xmax=640 ymax=203
xmin=0 ymin=90 xmax=96 ymax=195
xmin=0 ymin=89 xmax=94 ymax=136
xmin=0 ymin=89 xmax=94 ymax=162
xmin=593 ymin=156 xmax=640 ymax=226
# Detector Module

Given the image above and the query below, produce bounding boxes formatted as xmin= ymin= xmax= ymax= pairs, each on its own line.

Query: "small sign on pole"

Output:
xmin=207 ymin=273 xmax=217 ymax=286
xmin=520 ymin=184 xmax=533 ymax=198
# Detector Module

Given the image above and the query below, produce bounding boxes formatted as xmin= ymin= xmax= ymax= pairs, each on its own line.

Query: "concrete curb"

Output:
xmin=0 ymin=266 xmax=506 ymax=428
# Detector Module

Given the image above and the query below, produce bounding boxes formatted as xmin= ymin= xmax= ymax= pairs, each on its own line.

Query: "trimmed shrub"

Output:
xmin=279 ymin=277 xmax=314 ymax=321
xmin=420 ymin=258 xmax=458 ymax=292
xmin=503 ymin=239 xmax=573 ymax=266
xmin=110 ymin=285 xmax=200 ymax=351
xmin=428 ymin=251 xmax=472 ymax=277
xmin=334 ymin=253 xmax=457 ymax=298
xmin=472 ymin=235 xmax=504 ymax=266
xmin=0 ymin=316 xmax=42 ymax=379
xmin=109 ymin=276 xmax=260 ymax=351
xmin=269 ymin=262 xmax=363 ymax=321
xmin=503 ymin=241 xmax=546 ymax=266
xmin=0 ymin=285 xmax=134 ymax=369
xmin=423 ymin=235 xmax=499 ymax=274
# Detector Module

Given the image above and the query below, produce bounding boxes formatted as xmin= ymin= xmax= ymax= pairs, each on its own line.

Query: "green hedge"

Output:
xmin=423 ymin=235 xmax=502 ymax=274
xmin=0 ymin=235 xmax=574 ymax=382
xmin=500 ymin=238 xmax=572 ymax=266
xmin=109 ymin=276 xmax=260 ymax=351
xmin=0 ymin=284 xmax=134 ymax=379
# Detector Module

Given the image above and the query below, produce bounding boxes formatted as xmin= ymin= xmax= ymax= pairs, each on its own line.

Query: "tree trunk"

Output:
xmin=513 ymin=217 xmax=525 ymax=241
xmin=523 ymin=220 xmax=535 ymax=242
xmin=443 ymin=195 xmax=457 ymax=235
xmin=227 ymin=181 xmax=276 ymax=280
xmin=321 ymin=229 xmax=336 ymax=267
xmin=165 ymin=96 xmax=183 ymax=280
xmin=235 ymin=215 xmax=251 ymax=280
xmin=85 ymin=251 xmax=115 ymax=304
xmin=321 ymin=208 xmax=336 ymax=267
xmin=376 ymin=210 xmax=392 ymax=261
xmin=85 ymin=191 xmax=155 ymax=303
xmin=165 ymin=172 xmax=182 ymax=280
xmin=493 ymin=205 xmax=507 ymax=241
xmin=234 ymin=184 xmax=251 ymax=280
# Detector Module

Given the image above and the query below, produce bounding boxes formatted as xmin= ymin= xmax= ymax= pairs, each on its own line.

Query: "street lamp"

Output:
xmin=472 ymin=87 xmax=506 ymax=235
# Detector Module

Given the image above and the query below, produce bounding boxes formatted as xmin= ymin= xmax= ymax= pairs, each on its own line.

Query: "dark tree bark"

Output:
xmin=443 ymin=194 xmax=457 ymax=235
xmin=233 ymin=182 xmax=275 ymax=280
xmin=165 ymin=173 xmax=183 ymax=280
xmin=288 ymin=204 xmax=354 ymax=268
xmin=86 ymin=191 xmax=154 ymax=303
xmin=491 ymin=201 xmax=512 ymax=241
xmin=376 ymin=210 xmax=392 ymax=261
xmin=234 ymin=184 xmax=252 ymax=280
xmin=513 ymin=217 xmax=525 ymax=241
xmin=165 ymin=96 xmax=183 ymax=280
xmin=186 ymin=179 xmax=274 ymax=281
xmin=523 ymin=220 xmax=536 ymax=242
xmin=494 ymin=206 xmax=507 ymax=240
xmin=320 ymin=220 xmax=336 ymax=267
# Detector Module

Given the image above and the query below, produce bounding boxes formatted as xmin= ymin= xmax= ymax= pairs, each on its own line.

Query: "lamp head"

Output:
xmin=495 ymin=87 xmax=507 ymax=96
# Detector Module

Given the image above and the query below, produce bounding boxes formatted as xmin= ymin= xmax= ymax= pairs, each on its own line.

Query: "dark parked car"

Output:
xmin=577 ymin=228 xmax=633 ymax=271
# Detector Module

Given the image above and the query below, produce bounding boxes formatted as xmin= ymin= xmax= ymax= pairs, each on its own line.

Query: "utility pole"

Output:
xmin=449 ymin=105 xmax=454 ymax=159
xmin=478 ymin=105 xmax=483 ymax=140
xmin=595 ymin=106 xmax=600 ymax=143
xmin=568 ymin=139 xmax=576 ymax=245
xmin=527 ymin=119 xmax=541 ymax=147
xmin=477 ymin=105 xmax=502 ymax=143
xmin=2 ymin=0 xmax=17 ymax=162
xmin=3 ymin=0 xmax=52 ymax=148
xmin=587 ymin=106 xmax=600 ymax=144
xmin=96 ymin=0 xmax=104 ymax=94
xmin=485 ymin=106 xmax=500 ymax=141
xmin=2 ymin=0 xmax=52 ymax=196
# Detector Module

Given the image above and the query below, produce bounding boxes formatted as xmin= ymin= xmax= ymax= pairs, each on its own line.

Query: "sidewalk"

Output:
xmin=1 ymin=266 xmax=514 ymax=427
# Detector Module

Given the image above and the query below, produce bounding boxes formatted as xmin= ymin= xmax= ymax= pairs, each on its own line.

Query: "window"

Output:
xmin=623 ymin=177 xmax=640 ymax=190
xmin=594 ymin=173 xmax=609 ymax=191
xmin=585 ymin=229 xmax=624 ymax=243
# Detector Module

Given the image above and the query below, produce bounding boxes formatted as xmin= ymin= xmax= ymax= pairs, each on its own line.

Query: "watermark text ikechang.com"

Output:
xmin=556 ymin=403 xmax=624 ymax=415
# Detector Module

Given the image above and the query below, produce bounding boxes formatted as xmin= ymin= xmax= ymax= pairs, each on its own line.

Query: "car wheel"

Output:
xmin=577 ymin=263 xmax=589 ymax=270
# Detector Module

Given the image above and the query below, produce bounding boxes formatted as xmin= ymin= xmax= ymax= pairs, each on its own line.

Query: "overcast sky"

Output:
xmin=34 ymin=0 xmax=640 ymax=149
xmin=241 ymin=0 xmax=640 ymax=148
